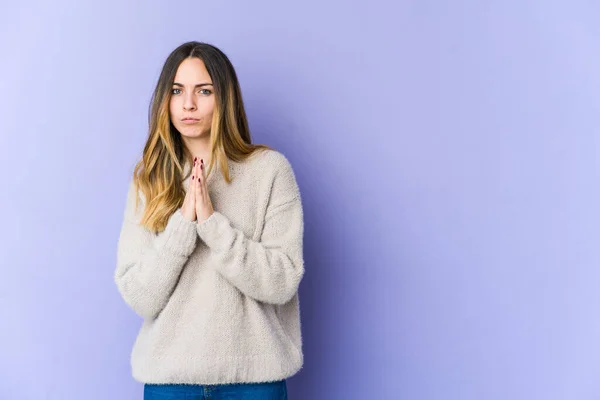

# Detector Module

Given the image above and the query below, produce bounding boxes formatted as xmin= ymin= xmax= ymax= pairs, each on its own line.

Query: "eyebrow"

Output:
xmin=172 ymin=82 xmax=213 ymax=88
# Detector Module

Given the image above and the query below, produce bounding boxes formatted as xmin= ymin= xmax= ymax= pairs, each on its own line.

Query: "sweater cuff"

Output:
xmin=196 ymin=211 xmax=231 ymax=251
xmin=160 ymin=208 xmax=198 ymax=257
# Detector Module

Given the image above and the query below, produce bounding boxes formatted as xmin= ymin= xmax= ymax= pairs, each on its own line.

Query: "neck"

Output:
xmin=182 ymin=135 xmax=212 ymax=166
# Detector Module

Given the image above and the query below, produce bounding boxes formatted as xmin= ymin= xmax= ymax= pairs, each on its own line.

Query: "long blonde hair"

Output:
xmin=132 ymin=41 xmax=272 ymax=232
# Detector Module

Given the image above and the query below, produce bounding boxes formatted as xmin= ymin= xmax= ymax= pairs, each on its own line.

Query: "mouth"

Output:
xmin=181 ymin=118 xmax=200 ymax=124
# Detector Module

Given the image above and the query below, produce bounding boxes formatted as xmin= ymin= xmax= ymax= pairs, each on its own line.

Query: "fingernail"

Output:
xmin=201 ymin=159 xmax=204 ymax=164
xmin=198 ymin=178 xmax=201 ymax=182
xmin=194 ymin=157 xmax=197 ymax=161
xmin=192 ymin=175 xmax=194 ymax=179
xmin=201 ymin=164 xmax=204 ymax=170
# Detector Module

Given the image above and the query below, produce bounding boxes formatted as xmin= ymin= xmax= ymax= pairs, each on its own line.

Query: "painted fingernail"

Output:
xmin=201 ymin=164 xmax=204 ymax=170
xmin=194 ymin=157 xmax=197 ymax=161
xmin=198 ymin=178 xmax=201 ymax=182
xmin=192 ymin=175 xmax=194 ymax=179
xmin=201 ymin=159 xmax=204 ymax=164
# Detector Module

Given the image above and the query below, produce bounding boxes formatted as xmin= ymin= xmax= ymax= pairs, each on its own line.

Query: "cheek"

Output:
xmin=199 ymin=104 xmax=215 ymax=120
xmin=169 ymin=99 xmax=179 ymax=119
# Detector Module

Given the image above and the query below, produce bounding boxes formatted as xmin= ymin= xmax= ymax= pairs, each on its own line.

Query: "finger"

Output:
xmin=200 ymin=159 xmax=207 ymax=199
xmin=196 ymin=160 xmax=203 ymax=200
xmin=190 ymin=160 xmax=197 ymax=202
xmin=190 ymin=159 xmax=197 ymax=191
xmin=190 ymin=159 xmax=196 ymax=190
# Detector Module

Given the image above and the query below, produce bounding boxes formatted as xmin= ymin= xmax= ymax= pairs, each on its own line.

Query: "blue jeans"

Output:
xmin=143 ymin=379 xmax=288 ymax=399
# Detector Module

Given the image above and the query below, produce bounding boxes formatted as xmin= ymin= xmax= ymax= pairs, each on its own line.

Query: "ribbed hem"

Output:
xmin=132 ymin=351 xmax=303 ymax=386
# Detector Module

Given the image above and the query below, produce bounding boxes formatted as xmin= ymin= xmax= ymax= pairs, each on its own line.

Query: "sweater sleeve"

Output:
xmin=114 ymin=181 xmax=198 ymax=320
xmin=196 ymin=157 xmax=305 ymax=305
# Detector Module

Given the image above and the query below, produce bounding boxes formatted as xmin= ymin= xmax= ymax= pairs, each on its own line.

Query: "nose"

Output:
xmin=183 ymin=93 xmax=196 ymax=111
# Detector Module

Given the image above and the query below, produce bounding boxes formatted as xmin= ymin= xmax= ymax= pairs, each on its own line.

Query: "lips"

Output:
xmin=181 ymin=118 xmax=200 ymax=124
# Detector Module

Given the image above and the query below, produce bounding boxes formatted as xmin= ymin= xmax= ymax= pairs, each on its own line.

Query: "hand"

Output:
xmin=194 ymin=158 xmax=215 ymax=223
xmin=180 ymin=160 xmax=198 ymax=222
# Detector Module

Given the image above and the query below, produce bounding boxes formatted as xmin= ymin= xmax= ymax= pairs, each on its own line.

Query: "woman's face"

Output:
xmin=169 ymin=57 xmax=215 ymax=139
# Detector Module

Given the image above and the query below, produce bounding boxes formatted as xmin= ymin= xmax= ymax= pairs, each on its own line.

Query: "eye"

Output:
xmin=172 ymin=88 xmax=181 ymax=94
xmin=199 ymin=89 xmax=212 ymax=95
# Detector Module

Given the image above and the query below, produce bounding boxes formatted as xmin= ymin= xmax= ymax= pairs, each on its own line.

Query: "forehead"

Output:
xmin=173 ymin=57 xmax=211 ymax=83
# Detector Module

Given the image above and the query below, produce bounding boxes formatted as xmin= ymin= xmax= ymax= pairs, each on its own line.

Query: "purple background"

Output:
xmin=1 ymin=1 xmax=600 ymax=399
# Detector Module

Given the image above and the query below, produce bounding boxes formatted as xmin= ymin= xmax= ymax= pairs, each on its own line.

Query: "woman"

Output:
xmin=114 ymin=41 xmax=305 ymax=399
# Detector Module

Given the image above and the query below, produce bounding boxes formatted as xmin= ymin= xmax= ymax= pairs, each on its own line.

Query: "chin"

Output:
xmin=179 ymin=128 xmax=209 ymax=138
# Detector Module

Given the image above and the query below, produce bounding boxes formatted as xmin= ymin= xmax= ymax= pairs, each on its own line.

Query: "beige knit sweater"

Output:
xmin=114 ymin=149 xmax=304 ymax=385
